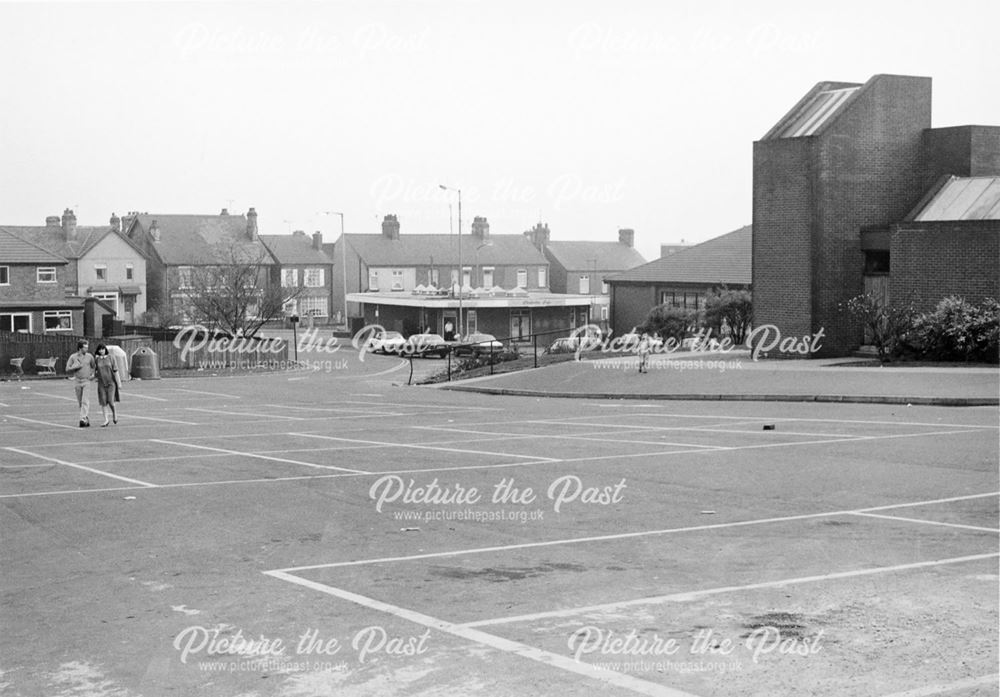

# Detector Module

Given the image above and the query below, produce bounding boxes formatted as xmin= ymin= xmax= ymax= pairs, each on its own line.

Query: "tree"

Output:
xmin=184 ymin=241 xmax=301 ymax=337
xmin=703 ymin=286 xmax=753 ymax=345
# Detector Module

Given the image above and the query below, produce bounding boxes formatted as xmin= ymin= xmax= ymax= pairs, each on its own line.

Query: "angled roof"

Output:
xmin=345 ymin=233 xmax=548 ymax=266
xmin=544 ymin=240 xmax=646 ymax=272
xmin=908 ymin=176 xmax=1000 ymax=221
xmin=0 ymin=224 xmax=137 ymax=260
xmin=259 ymin=234 xmax=333 ymax=265
xmin=762 ymin=80 xmax=863 ymax=140
xmin=606 ymin=225 xmax=752 ymax=285
xmin=0 ymin=228 xmax=69 ymax=264
xmin=132 ymin=213 xmax=273 ymax=265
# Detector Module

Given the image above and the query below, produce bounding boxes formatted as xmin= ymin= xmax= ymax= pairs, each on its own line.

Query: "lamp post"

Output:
xmin=324 ymin=211 xmax=347 ymax=326
xmin=438 ymin=184 xmax=462 ymax=337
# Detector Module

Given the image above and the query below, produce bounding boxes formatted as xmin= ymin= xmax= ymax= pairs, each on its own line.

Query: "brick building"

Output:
xmin=260 ymin=231 xmax=335 ymax=326
xmin=752 ymin=74 xmax=999 ymax=356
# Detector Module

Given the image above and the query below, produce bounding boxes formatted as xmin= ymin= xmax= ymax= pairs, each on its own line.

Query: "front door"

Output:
xmin=510 ymin=310 xmax=531 ymax=341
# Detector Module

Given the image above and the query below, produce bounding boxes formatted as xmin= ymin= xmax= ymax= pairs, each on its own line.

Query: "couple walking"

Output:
xmin=66 ymin=340 xmax=122 ymax=427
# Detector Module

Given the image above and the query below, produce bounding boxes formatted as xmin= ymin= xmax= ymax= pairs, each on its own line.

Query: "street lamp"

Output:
xmin=324 ymin=211 xmax=347 ymax=327
xmin=438 ymin=184 xmax=462 ymax=337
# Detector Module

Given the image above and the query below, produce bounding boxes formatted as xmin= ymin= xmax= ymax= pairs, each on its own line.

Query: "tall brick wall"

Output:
xmin=890 ymin=221 xmax=1000 ymax=310
xmin=752 ymin=137 xmax=815 ymax=344
xmin=812 ymin=75 xmax=932 ymax=355
xmin=609 ymin=283 xmax=656 ymax=335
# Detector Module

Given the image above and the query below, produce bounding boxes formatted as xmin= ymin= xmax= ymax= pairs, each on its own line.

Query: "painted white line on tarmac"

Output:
xmin=462 ymin=553 xmax=1000 ymax=628
xmin=877 ymin=674 xmax=999 ymax=697
xmin=4 ymin=447 xmax=158 ymax=487
xmin=274 ymin=492 xmax=1000 ymax=574
xmin=122 ymin=414 xmax=200 ymax=425
xmin=151 ymin=439 xmax=371 ymax=474
xmin=290 ymin=432 xmax=561 ymax=461
xmin=848 ymin=512 xmax=1000 ymax=533
xmin=5 ymin=415 xmax=78 ymax=430
xmin=27 ymin=391 xmax=77 ymax=401
xmin=341 ymin=399 xmax=504 ymax=411
xmin=263 ymin=569 xmax=700 ymax=697
xmin=120 ymin=392 xmax=169 ymax=401
xmin=266 ymin=404 xmax=401 ymax=416
xmin=170 ymin=387 xmax=242 ymax=399
xmin=186 ymin=407 xmax=305 ymax=420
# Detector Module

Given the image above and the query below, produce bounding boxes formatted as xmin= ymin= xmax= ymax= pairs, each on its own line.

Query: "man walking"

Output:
xmin=66 ymin=340 xmax=96 ymax=427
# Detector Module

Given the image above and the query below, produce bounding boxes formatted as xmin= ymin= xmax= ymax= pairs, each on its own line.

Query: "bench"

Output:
xmin=36 ymin=357 xmax=58 ymax=376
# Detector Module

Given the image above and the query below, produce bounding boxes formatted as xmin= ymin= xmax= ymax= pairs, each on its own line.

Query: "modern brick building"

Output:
xmin=752 ymin=74 xmax=999 ymax=357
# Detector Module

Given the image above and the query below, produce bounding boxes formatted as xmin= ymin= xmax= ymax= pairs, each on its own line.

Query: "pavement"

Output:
xmin=438 ymin=350 xmax=1000 ymax=407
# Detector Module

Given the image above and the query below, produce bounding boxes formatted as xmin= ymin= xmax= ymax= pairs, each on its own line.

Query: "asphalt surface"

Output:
xmin=1 ymin=346 xmax=998 ymax=697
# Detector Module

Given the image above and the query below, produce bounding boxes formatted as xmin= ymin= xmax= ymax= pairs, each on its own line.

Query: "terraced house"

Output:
xmin=260 ymin=230 xmax=335 ymax=325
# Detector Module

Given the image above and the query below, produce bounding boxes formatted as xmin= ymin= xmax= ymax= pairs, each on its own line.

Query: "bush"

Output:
xmin=454 ymin=344 xmax=520 ymax=370
xmin=642 ymin=305 xmax=696 ymax=344
xmin=913 ymin=297 xmax=999 ymax=363
xmin=841 ymin=293 xmax=917 ymax=363
xmin=703 ymin=286 xmax=753 ymax=344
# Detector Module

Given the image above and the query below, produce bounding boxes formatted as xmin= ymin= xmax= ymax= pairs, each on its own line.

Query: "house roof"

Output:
xmin=0 ymin=228 xmax=69 ymax=264
xmin=0 ymin=224 xmax=132 ymax=260
xmin=344 ymin=233 xmax=548 ymax=266
xmin=259 ymin=234 xmax=333 ymax=265
xmin=606 ymin=225 xmax=752 ymax=285
xmin=908 ymin=175 xmax=1000 ymax=221
xmin=544 ymin=241 xmax=646 ymax=272
xmin=132 ymin=214 xmax=273 ymax=265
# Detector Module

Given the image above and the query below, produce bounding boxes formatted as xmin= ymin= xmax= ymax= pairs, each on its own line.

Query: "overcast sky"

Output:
xmin=2 ymin=0 xmax=997 ymax=261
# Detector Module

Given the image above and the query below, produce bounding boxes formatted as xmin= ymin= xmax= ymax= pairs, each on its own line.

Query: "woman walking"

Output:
xmin=94 ymin=344 xmax=122 ymax=426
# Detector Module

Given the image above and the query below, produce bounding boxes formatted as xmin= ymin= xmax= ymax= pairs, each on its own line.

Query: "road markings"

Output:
xmin=290 ymin=432 xmax=561 ymax=461
xmin=151 ymin=439 xmax=371 ymax=474
xmin=4 ymin=447 xmax=158 ymax=487
xmin=5 ymin=415 xmax=78 ymax=430
xmin=264 ymin=570 xmax=700 ymax=697
xmin=877 ymin=674 xmax=999 ymax=697
xmin=848 ymin=511 xmax=1000 ymax=533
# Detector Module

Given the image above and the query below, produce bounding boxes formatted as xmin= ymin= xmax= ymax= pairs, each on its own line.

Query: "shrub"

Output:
xmin=642 ymin=305 xmax=696 ymax=344
xmin=703 ymin=286 xmax=753 ymax=345
xmin=913 ymin=296 xmax=999 ymax=363
xmin=841 ymin=293 xmax=917 ymax=363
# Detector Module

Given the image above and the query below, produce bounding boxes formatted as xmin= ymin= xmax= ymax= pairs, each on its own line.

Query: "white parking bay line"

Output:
xmin=289 ymin=432 xmax=560 ymax=461
xmin=123 ymin=414 xmax=200 ymax=425
xmin=5 ymin=415 xmax=78 ymax=430
xmin=121 ymin=392 xmax=169 ymax=402
xmin=186 ymin=407 xmax=305 ymax=420
xmin=5 ymin=447 xmax=158 ymax=487
xmin=170 ymin=387 xmax=242 ymax=399
xmin=151 ymin=439 xmax=370 ymax=474
xmin=264 ymin=570 xmax=699 ymax=697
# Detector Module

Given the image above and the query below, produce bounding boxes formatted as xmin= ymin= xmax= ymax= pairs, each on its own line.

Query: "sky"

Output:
xmin=1 ymin=0 xmax=998 ymax=262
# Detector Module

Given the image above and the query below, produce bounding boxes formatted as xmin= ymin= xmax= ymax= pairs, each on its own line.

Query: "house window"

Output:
xmin=94 ymin=264 xmax=108 ymax=281
xmin=450 ymin=269 xmax=459 ymax=287
xmin=368 ymin=269 xmax=379 ymax=291
xmin=391 ymin=269 xmax=404 ymax=291
xmin=37 ymin=267 xmax=57 ymax=283
xmin=538 ymin=267 xmax=547 ymax=288
xmin=283 ymin=299 xmax=298 ymax=315
xmin=462 ymin=267 xmax=471 ymax=288
xmin=299 ymin=296 xmax=329 ymax=317
xmin=282 ymin=268 xmax=299 ymax=287
xmin=125 ymin=264 xmax=134 ymax=281
xmin=1 ymin=313 xmax=31 ymax=332
xmin=864 ymin=250 xmax=890 ymax=274
xmin=579 ymin=275 xmax=590 ymax=294
xmin=602 ymin=280 xmax=609 ymax=294
xmin=43 ymin=310 xmax=73 ymax=331
xmin=304 ymin=268 xmax=325 ymax=288
xmin=91 ymin=292 xmax=119 ymax=314
xmin=0 ymin=266 xmax=8 ymax=285
xmin=430 ymin=268 xmax=439 ymax=287
xmin=482 ymin=267 xmax=494 ymax=288
xmin=178 ymin=266 xmax=193 ymax=289
xmin=601 ymin=306 xmax=609 ymax=320
xmin=466 ymin=309 xmax=477 ymax=333
xmin=124 ymin=298 xmax=134 ymax=313
xmin=516 ymin=269 xmax=527 ymax=288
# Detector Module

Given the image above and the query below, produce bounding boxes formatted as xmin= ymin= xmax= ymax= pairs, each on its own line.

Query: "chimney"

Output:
xmin=292 ymin=229 xmax=306 ymax=236
xmin=381 ymin=214 xmax=400 ymax=240
xmin=149 ymin=219 xmax=161 ymax=242
xmin=471 ymin=216 xmax=490 ymax=243
xmin=61 ymin=208 xmax=77 ymax=240
xmin=246 ymin=207 xmax=258 ymax=240
xmin=110 ymin=212 xmax=121 ymax=233
xmin=45 ymin=215 xmax=61 ymax=227
xmin=312 ymin=231 xmax=323 ymax=250
xmin=525 ymin=222 xmax=549 ymax=250
xmin=220 ymin=208 xmax=229 ymax=216
xmin=618 ymin=228 xmax=634 ymax=248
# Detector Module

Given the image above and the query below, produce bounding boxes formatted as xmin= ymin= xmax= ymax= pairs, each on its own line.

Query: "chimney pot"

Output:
xmin=312 ymin=231 xmax=323 ymax=250
xmin=618 ymin=228 xmax=635 ymax=248
xmin=46 ymin=215 xmax=61 ymax=227
xmin=61 ymin=208 xmax=78 ymax=240
xmin=381 ymin=214 xmax=400 ymax=240
xmin=110 ymin=212 xmax=121 ymax=232
xmin=221 ymin=208 xmax=229 ymax=216
xmin=247 ymin=207 xmax=258 ymax=240
xmin=150 ymin=219 xmax=161 ymax=242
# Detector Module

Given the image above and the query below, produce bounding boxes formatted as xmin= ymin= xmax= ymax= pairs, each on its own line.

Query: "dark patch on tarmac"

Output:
xmin=741 ymin=611 xmax=809 ymax=639
xmin=430 ymin=562 xmax=587 ymax=583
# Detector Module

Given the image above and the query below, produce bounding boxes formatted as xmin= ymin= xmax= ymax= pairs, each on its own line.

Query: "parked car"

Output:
xmin=369 ymin=330 xmax=406 ymax=354
xmin=401 ymin=333 xmax=451 ymax=358
xmin=453 ymin=333 xmax=504 ymax=357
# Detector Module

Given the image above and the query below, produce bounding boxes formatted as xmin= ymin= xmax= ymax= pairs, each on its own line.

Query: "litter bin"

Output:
xmin=130 ymin=347 xmax=160 ymax=380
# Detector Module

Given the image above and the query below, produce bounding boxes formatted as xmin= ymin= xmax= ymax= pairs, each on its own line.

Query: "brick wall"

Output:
xmin=0 ymin=264 xmax=68 ymax=302
xmin=609 ymin=282 xmax=657 ymax=336
xmin=890 ymin=221 xmax=1000 ymax=311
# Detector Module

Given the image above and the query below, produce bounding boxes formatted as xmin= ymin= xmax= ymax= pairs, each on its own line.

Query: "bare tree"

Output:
xmin=184 ymin=241 xmax=301 ymax=337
